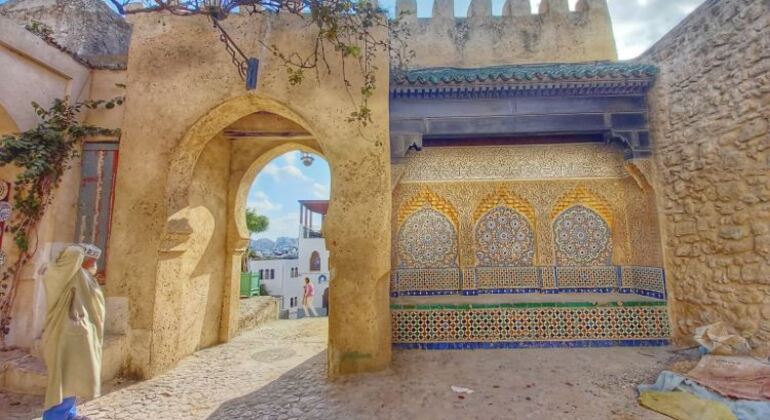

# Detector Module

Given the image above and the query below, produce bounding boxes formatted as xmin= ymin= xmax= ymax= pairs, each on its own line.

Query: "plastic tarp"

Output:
xmin=639 ymin=391 xmax=736 ymax=420
xmin=687 ymin=356 xmax=770 ymax=401
xmin=638 ymin=371 xmax=770 ymax=420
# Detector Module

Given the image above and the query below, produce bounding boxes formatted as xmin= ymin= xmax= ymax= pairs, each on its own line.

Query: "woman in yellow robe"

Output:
xmin=41 ymin=244 xmax=105 ymax=420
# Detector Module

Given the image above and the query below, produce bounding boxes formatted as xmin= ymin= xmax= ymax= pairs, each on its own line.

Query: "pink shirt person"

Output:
xmin=302 ymin=278 xmax=318 ymax=317
xmin=304 ymin=281 xmax=315 ymax=298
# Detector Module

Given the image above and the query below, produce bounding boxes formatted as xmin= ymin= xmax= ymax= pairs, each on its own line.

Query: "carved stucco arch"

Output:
xmin=162 ymin=94 xmax=326 ymax=249
xmin=550 ymin=187 xmax=615 ymax=266
xmin=396 ymin=187 xmax=461 ymax=268
xmin=550 ymin=186 xmax=614 ymax=228
xmin=397 ymin=187 xmax=460 ymax=229
xmin=473 ymin=188 xmax=536 ymax=227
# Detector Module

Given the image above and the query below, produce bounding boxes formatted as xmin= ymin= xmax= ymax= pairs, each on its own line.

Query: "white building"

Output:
xmin=249 ymin=199 xmax=330 ymax=315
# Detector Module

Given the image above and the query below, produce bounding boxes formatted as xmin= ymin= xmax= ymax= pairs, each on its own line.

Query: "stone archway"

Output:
xmin=135 ymin=93 xmax=391 ymax=379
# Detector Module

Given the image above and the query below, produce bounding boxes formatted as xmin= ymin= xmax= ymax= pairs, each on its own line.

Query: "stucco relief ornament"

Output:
xmin=0 ymin=182 xmax=8 ymax=200
xmin=554 ymin=205 xmax=612 ymax=266
xmin=0 ymin=202 xmax=11 ymax=222
xmin=0 ymin=250 xmax=5 ymax=268
xmin=397 ymin=207 xmax=458 ymax=269
xmin=475 ymin=206 xmax=535 ymax=267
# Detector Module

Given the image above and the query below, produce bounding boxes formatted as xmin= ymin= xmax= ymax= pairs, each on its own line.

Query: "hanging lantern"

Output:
xmin=300 ymin=152 xmax=315 ymax=167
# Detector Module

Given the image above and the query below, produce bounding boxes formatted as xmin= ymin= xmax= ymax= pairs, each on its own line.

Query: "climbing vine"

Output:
xmin=106 ymin=0 xmax=411 ymax=126
xmin=0 ymin=97 xmax=122 ymax=348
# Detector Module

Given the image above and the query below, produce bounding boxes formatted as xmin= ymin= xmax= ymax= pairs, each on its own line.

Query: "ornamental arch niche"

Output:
xmin=550 ymin=187 xmax=614 ymax=266
xmin=473 ymin=189 xmax=536 ymax=267
xmin=396 ymin=188 xmax=460 ymax=269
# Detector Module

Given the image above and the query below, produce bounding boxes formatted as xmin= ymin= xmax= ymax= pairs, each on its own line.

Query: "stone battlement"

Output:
xmin=394 ymin=0 xmax=617 ymax=68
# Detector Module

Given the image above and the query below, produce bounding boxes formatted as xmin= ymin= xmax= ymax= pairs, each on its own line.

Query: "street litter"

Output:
xmin=694 ymin=322 xmax=752 ymax=356
xmin=451 ymin=386 xmax=475 ymax=394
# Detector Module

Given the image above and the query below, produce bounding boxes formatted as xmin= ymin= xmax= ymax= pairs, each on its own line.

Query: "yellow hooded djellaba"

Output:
xmin=41 ymin=244 xmax=106 ymax=410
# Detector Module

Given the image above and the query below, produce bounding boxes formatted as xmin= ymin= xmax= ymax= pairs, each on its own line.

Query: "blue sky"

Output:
xmin=246 ymin=151 xmax=330 ymax=240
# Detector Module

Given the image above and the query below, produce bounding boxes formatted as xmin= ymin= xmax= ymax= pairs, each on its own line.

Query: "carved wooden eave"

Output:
xmin=389 ymin=61 xmax=658 ymax=162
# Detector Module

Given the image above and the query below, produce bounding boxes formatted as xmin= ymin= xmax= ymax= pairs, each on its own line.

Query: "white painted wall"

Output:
xmin=248 ymin=259 xmax=302 ymax=309
xmin=298 ymin=236 xmax=330 ymax=308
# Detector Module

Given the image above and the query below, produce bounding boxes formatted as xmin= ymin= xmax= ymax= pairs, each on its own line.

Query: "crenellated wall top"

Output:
xmin=392 ymin=0 xmax=617 ymax=68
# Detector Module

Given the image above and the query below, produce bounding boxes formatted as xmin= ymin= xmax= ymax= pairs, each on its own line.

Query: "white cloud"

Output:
xmin=258 ymin=160 xmax=311 ymax=183
xmin=607 ymin=0 xmax=701 ymax=60
xmin=254 ymin=213 xmax=300 ymax=239
xmin=283 ymin=151 xmax=300 ymax=166
xmin=312 ymin=182 xmax=330 ymax=199
xmin=283 ymin=164 xmax=310 ymax=181
xmin=247 ymin=191 xmax=282 ymax=213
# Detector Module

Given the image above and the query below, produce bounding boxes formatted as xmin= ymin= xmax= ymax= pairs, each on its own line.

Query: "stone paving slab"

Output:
xmin=1 ymin=317 xmax=672 ymax=419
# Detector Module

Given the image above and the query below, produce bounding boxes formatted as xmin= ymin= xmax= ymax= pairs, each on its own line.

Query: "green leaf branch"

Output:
xmin=0 ymin=96 xmax=122 ymax=347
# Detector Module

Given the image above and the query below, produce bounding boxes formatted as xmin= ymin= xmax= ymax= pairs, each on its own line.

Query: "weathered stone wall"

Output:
xmin=395 ymin=0 xmax=616 ymax=69
xmin=640 ymin=0 xmax=770 ymax=352
xmin=0 ymin=0 xmax=130 ymax=68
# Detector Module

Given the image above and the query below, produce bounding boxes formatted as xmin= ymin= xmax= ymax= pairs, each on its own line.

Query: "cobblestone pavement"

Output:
xmin=1 ymin=317 xmax=671 ymax=419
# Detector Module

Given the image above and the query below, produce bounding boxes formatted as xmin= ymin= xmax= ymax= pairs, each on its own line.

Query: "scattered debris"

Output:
xmin=687 ymin=356 xmax=770 ymax=401
xmin=694 ymin=322 xmax=751 ymax=356
xmin=451 ymin=385 xmax=475 ymax=394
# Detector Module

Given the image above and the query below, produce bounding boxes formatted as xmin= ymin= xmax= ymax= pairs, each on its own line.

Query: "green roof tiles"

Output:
xmin=394 ymin=61 xmax=659 ymax=86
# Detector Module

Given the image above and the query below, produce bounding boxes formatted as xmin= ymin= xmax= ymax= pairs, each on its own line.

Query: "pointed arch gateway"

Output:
xmin=116 ymin=93 xmax=392 ymax=379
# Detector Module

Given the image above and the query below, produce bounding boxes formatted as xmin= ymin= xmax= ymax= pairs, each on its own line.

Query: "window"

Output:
xmin=259 ymin=269 xmax=264 ymax=279
xmin=270 ymin=269 xmax=275 ymax=279
xmin=310 ymin=251 xmax=321 ymax=272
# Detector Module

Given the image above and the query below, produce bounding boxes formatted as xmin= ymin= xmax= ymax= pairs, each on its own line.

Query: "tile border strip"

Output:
xmin=390 ymin=300 xmax=667 ymax=310
xmin=393 ymin=339 xmax=671 ymax=350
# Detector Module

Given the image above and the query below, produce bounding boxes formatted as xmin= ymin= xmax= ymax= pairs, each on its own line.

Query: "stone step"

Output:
xmin=0 ymin=333 xmax=128 ymax=395
xmin=238 ymin=296 xmax=280 ymax=332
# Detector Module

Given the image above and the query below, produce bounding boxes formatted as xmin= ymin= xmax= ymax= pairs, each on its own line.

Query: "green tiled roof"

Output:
xmin=395 ymin=61 xmax=658 ymax=85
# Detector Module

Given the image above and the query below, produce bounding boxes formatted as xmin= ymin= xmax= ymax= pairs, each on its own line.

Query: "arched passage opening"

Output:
xmin=243 ymin=147 xmax=331 ymax=319
xmin=143 ymin=94 xmax=391 ymax=379
xmin=157 ymin=108 xmax=327 ymax=360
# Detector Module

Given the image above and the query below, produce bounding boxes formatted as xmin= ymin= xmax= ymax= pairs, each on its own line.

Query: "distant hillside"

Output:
xmin=275 ymin=237 xmax=298 ymax=249
xmin=251 ymin=237 xmax=298 ymax=259
xmin=252 ymin=238 xmax=275 ymax=252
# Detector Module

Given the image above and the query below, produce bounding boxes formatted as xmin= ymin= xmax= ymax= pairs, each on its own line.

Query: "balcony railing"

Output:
xmin=302 ymin=226 xmax=323 ymax=239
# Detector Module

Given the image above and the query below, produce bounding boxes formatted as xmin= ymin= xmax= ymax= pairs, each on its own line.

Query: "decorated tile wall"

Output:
xmin=391 ymin=301 xmax=671 ymax=348
xmin=390 ymin=265 xmax=666 ymax=299
xmin=553 ymin=205 xmax=612 ymax=266
xmin=397 ymin=207 xmax=458 ymax=269
xmin=392 ymin=145 xmax=665 ymax=270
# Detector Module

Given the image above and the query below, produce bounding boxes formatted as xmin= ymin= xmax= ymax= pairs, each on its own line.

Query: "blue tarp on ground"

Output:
xmin=638 ymin=371 xmax=770 ymax=420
